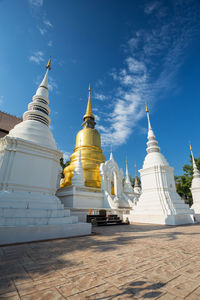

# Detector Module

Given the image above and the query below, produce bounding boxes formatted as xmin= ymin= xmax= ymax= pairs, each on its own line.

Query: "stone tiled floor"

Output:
xmin=1 ymin=223 xmax=200 ymax=299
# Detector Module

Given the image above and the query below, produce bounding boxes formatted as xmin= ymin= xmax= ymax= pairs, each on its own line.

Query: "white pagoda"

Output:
xmin=129 ymin=106 xmax=194 ymax=225
xmin=0 ymin=59 xmax=91 ymax=245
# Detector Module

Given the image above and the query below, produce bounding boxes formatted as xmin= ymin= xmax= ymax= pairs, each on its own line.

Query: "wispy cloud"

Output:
xmin=48 ymin=40 xmax=53 ymax=47
xmin=29 ymin=0 xmax=43 ymax=7
xmin=43 ymin=18 xmax=53 ymax=28
xmin=38 ymin=18 xmax=53 ymax=36
xmin=144 ymin=1 xmax=160 ymax=15
xmin=29 ymin=51 xmax=44 ymax=64
xmin=94 ymin=92 xmax=108 ymax=101
xmin=39 ymin=28 xmax=47 ymax=35
xmin=0 ymin=96 xmax=4 ymax=105
xmin=48 ymin=76 xmax=58 ymax=91
xmin=97 ymin=1 xmax=200 ymax=147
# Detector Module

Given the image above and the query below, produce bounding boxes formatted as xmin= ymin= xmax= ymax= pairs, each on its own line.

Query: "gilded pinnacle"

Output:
xmin=146 ymin=105 xmax=149 ymax=113
xmin=83 ymin=84 xmax=94 ymax=120
xmin=46 ymin=57 xmax=51 ymax=70
xmin=190 ymin=144 xmax=192 ymax=151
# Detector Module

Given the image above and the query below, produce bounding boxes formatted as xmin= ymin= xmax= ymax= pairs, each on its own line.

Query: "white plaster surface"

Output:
xmin=0 ymin=222 xmax=91 ymax=245
xmin=0 ymin=68 xmax=92 ymax=245
xmin=130 ymin=112 xmax=194 ymax=225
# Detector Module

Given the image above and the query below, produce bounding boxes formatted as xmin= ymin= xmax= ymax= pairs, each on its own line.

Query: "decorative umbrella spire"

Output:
xmin=23 ymin=58 xmax=52 ymax=127
xmin=146 ymin=105 xmax=160 ymax=154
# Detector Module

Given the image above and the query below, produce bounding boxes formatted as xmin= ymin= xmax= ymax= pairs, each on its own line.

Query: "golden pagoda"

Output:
xmin=61 ymin=85 xmax=105 ymax=188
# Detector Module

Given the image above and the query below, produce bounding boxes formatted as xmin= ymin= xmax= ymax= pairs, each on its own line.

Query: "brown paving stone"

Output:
xmin=20 ymin=288 xmax=65 ymax=300
xmin=0 ymin=291 xmax=21 ymax=299
xmin=0 ymin=224 xmax=200 ymax=299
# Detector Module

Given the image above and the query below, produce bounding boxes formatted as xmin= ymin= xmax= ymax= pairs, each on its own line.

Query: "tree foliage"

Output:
xmin=60 ymin=158 xmax=70 ymax=178
xmin=175 ymin=154 xmax=200 ymax=207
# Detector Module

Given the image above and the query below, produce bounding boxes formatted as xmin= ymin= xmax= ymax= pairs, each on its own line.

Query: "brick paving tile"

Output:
xmin=20 ymin=288 xmax=65 ymax=300
xmin=0 ymin=291 xmax=21 ymax=299
xmin=1 ymin=224 xmax=200 ymax=299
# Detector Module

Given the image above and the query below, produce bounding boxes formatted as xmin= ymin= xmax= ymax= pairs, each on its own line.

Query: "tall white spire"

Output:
xmin=146 ymin=105 xmax=160 ymax=154
xmin=124 ymin=159 xmax=134 ymax=194
xmin=190 ymin=144 xmax=200 ymax=179
xmin=125 ymin=160 xmax=131 ymax=184
xmin=8 ymin=58 xmax=57 ymax=150
xmin=23 ymin=58 xmax=51 ymax=127
xmin=72 ymin=149 xmax=85 ymax=186
xmin=110 ymin=145 xmax=113 ymax=160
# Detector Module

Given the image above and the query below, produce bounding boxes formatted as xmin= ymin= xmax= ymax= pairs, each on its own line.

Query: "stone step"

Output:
xmin=0 ymin=215 xmax=78 ymax=226
xmin=0 ymin=200 xmax=64 ymax=210
xmin=0 ymin=208 xmax=70 ymax=218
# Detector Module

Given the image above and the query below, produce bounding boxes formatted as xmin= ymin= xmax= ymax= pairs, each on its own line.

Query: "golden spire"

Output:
xmin=46 ymin=57 xmax=51 ymax=70
xmin=190 ymin=144 xmax=192 ymax=151
xmin=83 ymin=84 xmax=94 ymax=120
xmin=146 ymin=104 xmax=149 ymax=113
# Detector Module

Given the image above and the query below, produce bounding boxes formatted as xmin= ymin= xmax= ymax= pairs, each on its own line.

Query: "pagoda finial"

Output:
xmin=46 ymin=57 xmax=51 ymax=70
xmin=110 ymin=145 xmax=113 ymax=160
xmin=83 ymin=84 xmax=94 ymax=120
xmin=146 ymin=104 xmax=152 ymax=130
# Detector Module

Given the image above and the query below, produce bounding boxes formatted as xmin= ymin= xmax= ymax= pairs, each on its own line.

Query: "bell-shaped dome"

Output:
xmin=76 ymin=128 xmax=101 ymax=148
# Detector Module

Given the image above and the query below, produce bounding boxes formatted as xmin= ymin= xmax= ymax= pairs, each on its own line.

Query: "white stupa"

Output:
xmin=190 ymin=145 xmax=200 ymax=222
xmin=130 ymin=106 xmax=194 ymax=225
xmin=71 ymin=149 xmax=85 ymax=186
xmin=0 ymin=59 xmax=91 ymax=244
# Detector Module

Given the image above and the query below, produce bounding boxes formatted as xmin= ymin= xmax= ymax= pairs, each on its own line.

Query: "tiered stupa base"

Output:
xmin=0 ymin=191 xmax=91 ymax=245
xmin=191 ymin=204 xmax=200 ymax=222
xmin=57 ymin=185 xmax=104 ymax=222
xmin=129 ymin=191 xmax=194 ymax=225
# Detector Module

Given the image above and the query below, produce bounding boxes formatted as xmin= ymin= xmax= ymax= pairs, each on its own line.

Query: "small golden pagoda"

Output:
xmin=61 ymin=85 xmax=105 ymax=188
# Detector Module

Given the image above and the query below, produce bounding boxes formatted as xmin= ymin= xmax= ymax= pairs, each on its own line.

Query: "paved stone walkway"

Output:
xmin=1 ymin=223 xmax=200 ymax=299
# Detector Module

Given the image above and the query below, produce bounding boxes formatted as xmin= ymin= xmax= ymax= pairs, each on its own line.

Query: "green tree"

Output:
xmin=175 ymin=154 xmax=200 ymax=207
xmin=60 ymin=158 xmax=70 ymax=178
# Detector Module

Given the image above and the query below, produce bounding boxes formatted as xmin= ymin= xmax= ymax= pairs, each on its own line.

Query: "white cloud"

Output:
xmin=97 ymin=1 xmax=200 ymax=147
xmin=39 ymin=28 xmax=47 ymax=35
xmin=38 ymin=19 xmax=53 ymax=36
xmin=43 ymin=18 xmax=53 ymax=28
xmin=0 ymin=96 xmax=3 ymax=105
xmin=29 ymin=0 xmax=43 ymax=7
xmin=144 ymin=1 xmax=160 ymax=14
xmin=94 ymin=114 xmax=100 ymax=122
xmin=94 ymin=92 xmax=108 ymax=101
xmin=29 ymin=51 xmax=44 ymax=64
xmin=48 ymin=40 xmax=53 ymax=47
xmin=48 ymin=76 xmax=58 ymax=91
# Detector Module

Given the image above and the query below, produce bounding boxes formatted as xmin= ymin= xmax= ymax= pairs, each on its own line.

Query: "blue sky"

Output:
xmin=0 ymin=0 xmax=200 ymax=176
